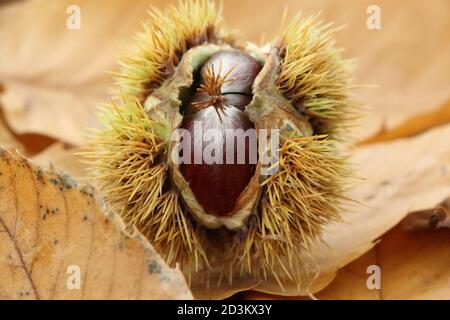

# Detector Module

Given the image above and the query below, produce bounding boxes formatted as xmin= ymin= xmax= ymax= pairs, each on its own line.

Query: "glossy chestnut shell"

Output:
xmin=179 ymin=51 xmax=262 ymax=217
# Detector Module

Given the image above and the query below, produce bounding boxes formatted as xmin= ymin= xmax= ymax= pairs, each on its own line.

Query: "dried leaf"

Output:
xmin=0 ymin=147 xmax=192 ymax=299
xmin=317 ymin=222 xmax=450 ymax=300
xmin=243 ymin=222 xmax=450 ymax=300
xmin=0 ymin=0 xmax=154 ymax=145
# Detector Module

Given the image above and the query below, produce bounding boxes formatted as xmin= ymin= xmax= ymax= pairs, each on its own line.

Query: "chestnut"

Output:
xmin=179 ymin=51 xmax=261 ymax=217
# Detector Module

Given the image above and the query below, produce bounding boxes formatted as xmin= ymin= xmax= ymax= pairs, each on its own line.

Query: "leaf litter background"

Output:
xmin=0 ymin=0 xmax=449 ymax=299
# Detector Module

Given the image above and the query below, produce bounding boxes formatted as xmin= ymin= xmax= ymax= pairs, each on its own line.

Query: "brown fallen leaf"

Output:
xmin=192 ymin=123 xmax=450 ymax=299
xmin=0 ymin=0 xmax=155 ymax=146
xmin=0 ymin=147 xmax=192 ymax=299
xmin=318 ymin=223 xmax=450 ymax=300
xmin=242 ymin=222 xmax=450 ymax=300
xmin=236 ymin=250 xmax=379 ymax=300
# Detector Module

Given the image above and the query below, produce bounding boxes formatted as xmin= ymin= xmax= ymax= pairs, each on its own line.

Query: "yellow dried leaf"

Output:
xmin=0 ymin=0 xmax=154 ymax=145
xmin=0 ymin=147 xmax=192 ymax=299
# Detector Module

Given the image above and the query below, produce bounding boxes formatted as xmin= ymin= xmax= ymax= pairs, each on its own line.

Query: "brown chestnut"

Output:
xmin=179 ymin=51 xmax=261 ymax=217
